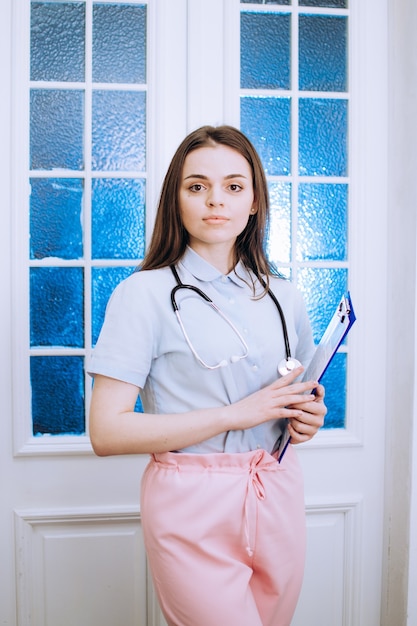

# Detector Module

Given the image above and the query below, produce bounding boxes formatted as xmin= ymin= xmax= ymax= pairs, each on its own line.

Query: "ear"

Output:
xmin=250 ymin=193 xmax=258 ymax=215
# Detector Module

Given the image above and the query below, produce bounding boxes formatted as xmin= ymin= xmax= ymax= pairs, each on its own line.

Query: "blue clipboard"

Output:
xmin=276 ymin=292 xmax=356 ymax=463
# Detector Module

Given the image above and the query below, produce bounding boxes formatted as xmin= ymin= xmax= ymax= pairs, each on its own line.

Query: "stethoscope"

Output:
xmin=170 ymin=265 xmax=301 ymax=375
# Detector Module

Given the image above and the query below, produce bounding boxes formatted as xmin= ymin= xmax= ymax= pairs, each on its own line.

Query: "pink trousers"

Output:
xmin=140 ymin=446 xmax=306 ymax=626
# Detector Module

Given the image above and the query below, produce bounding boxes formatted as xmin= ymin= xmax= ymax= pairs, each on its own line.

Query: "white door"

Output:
xmin=0 ymin=1 xmax=390 ymax=625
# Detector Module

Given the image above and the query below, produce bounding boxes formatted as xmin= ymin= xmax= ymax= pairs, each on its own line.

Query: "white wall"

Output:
xmin=410 ymin=309 xmax=417 ymax=622
xmin=384 ymin=0 xmax=417 ymax=624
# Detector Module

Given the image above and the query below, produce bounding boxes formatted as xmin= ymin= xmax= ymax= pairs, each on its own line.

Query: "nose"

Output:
xmin=206 ymin=185 xmax=224 ymax=207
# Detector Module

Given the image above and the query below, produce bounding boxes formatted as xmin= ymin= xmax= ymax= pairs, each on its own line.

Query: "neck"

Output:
xmin=189 ymin=243 xmax=235 ymax=274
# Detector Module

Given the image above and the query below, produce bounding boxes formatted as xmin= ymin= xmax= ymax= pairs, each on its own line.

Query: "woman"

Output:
xmin=89 ymin=125 xmax=326 ymax=626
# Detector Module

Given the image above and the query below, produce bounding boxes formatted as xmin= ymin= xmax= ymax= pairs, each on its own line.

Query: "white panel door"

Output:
xmin=194 ymin=2 xmax=388 ymax=623
xmin=0 ymin=1 xmax=390 ymax=625
xmin=1 ymin=1 xmax=187 ymax=625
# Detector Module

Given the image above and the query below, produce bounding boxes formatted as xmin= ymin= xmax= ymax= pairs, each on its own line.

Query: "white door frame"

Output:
xmin=384 ymin=0 xmax=417 ymax=624
xmin=0 ymin=0 xmax=14 ymax=621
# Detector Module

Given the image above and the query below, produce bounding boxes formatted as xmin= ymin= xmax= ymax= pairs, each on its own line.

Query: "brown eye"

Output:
xmin=189 ymin=183 xmax=205 ymax=192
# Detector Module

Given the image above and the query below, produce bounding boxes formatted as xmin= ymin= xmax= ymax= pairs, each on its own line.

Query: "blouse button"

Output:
xmin=251 ymin=364 xmax=259 ymax=372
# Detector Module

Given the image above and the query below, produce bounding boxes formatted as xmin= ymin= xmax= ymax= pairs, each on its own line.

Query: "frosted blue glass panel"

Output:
xmin=92 ymin=178 xmax=146 ymax=259
xmin=299 ymin=98 xmax=347 ymax=176
xmin=300 ymin=0 xmax=347 ymax=7
xmin=92 ymin=91 xmax=146 ymax=171
xmin=276 ymin=267 xmax=291 ymax=280
xmin=91 ymin=266 xmax=134 ymax=345
xmin=299 ymin=16 xmax=347 ymax=92
xmin=30 ymin=267 xmax=84 ymax=347
xmin=267 ymin=182 xmax=291 ymax=264
xmin=241 ymin=97 xmax=291 ymax=175
xmin=320 ymin=352 xmax=346 ymax=429
xmin=241 ymin=1 xmax=290 ymax=4
xmin=31 ymin=2 xmax=85 ymax=82
xmin=297 ymin=267 xmax=347 ymax=342
xmin=93 ymin=4 xmax=146 ymax=83
xmin=241 ymin=12 xmax=290 ymax=89
xmin=30 ymin=90 xmax=84 ymax=170
xmin=30 ymin=178 xmax=83 ymax=260
xmin=31 ymin=356 xmax=85 ymax=435
xmin=297 ymin=183 xmax=348 ymax=261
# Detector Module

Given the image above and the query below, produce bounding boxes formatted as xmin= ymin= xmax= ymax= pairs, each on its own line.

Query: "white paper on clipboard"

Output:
xmin=276 ymin=292 xmax=356 ymax=463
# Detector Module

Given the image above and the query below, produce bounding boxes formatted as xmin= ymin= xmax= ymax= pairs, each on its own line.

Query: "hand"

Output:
xmin=228 ymin=366 xmax=320 ymax=431
xmin=286 ymin=383 xmax=327 ymax=444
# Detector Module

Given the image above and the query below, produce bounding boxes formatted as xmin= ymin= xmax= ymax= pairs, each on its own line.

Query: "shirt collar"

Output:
xmin=179 ymin=247 xmax=249 ymax=288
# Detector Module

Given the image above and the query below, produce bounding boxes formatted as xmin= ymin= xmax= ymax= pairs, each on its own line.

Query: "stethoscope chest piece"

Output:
xmin=278 ymin=357 xmax=302 ymax=377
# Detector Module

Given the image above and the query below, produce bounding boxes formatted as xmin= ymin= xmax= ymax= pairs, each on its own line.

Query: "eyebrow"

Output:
xmin=183 ymin=173 xmax=248 ymax=181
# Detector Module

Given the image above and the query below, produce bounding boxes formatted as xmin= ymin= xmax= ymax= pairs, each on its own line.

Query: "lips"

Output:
xmin=203 ymin=215 xmax=229 ymax=223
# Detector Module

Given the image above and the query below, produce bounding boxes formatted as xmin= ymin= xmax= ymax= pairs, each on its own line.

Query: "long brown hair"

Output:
xmin=141 ymin=125 xmax=273 ymax=285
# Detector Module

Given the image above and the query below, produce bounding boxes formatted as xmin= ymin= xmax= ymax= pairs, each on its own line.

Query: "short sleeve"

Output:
xmin=87 ymin=273 xmax=156 ymax=388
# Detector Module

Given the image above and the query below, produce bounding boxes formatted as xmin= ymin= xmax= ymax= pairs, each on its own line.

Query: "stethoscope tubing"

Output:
xmin=169 ymin=264 xmax=297 ymax=371
xmin=256 ymin=275 xmax=292 ymax=363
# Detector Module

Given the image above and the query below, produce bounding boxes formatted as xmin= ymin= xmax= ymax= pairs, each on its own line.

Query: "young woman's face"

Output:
xmin=179 ymin=144 xmax=256 ymax=258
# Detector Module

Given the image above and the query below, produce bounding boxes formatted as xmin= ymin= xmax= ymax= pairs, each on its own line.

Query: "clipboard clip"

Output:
xmin=338 ymin=296 xmax=351 ymax=322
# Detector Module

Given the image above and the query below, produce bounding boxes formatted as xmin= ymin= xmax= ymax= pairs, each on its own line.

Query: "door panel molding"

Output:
xmin=14 ymin=507 xmax=145 ymax=626
xmin=294 ymin=499 xmax=361 ymax=625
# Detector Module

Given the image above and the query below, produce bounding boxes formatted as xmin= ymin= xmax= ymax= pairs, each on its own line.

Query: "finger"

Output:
xmin=315 ymin=384 xmax=326 ymax=402
xmin=268 ymin=369 xmax=302 ymax=391
xmin=273 ymin=393 xmax=316 ymax=412
xmin=275 ymin=380 xmax=319 ymax=399
xmin=288 ymin=417 xmax=320 ymax=441
xmin=272 ymin=372 xmax=317 ymax=392
xmin=289 ymin=397 xmax=325 ymax=412
xmin=287 ymin=420 xmax=313 ymax=442
xmin=290 ymin=404 xmax=326 ymax=431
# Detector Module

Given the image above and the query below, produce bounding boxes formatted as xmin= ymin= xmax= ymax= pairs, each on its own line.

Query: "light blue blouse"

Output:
xmin=88 ymin=247 xmax=315 ymax=454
